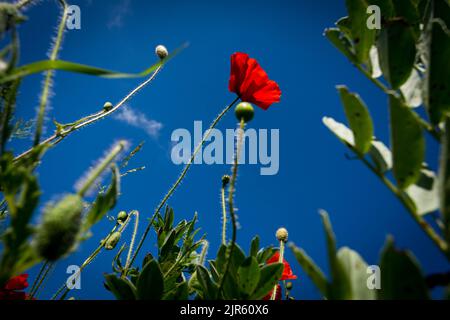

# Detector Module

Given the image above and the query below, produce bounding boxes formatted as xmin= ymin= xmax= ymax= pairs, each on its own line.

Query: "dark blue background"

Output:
xmin=9 ymin=0 xmax=448 ymax=299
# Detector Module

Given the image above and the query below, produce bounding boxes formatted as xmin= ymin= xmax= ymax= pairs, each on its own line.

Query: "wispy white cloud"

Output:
xmin=114 ymin=106 xmax=163 ymax=138
xmin=107 ymin=0 xmax=132 ymax=29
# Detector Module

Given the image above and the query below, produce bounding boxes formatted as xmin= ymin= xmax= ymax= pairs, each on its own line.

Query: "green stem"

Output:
xmin=28 ymin=261 xmax=48 ymax=299
xmin=359 ymin=155 xmax=449 ymax=257
xmin=124 ymin=211 xmax=139 ymax=272
xmin=128 ymin=97 xmax=240 ymax=267
xmin=217 ymin=118 xmax=245 ymax=298
xmin=51 ymin=223 xmax=119 ymax=300
xmin=77 ymin=141 xmax=127 ymax=197
xmin=271 ymin=240 xmax=284 ymax=300
xmin=15 ymin=0 xmax=35 ymax=9
xmin=33 ymin=0 xmax=68 ymax=146
xmin=14 ymin=65 xmax=164 ymax=163
xmin=31 ymin=262 xmax=54 ymax=299
xmin=221 ymin=187 xmax=227 ymax=245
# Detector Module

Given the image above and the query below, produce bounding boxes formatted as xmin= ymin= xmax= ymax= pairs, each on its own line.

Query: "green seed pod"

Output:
xmin=235 ymin=102 xmax=254 ymax=123
xmin=35 ymin=194 xmax=84 ymax=261
xmin=103 ymin=101 xmax=113 ymax=111
xmin=117 ymin=211 xmax=128 ymax=223
xmin=104 ymin=232 xmax=121 ymax=250
xmin=286 ymin=282 xmax=293 ymax=290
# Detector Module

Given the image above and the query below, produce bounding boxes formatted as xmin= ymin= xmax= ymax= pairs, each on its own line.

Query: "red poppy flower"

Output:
xmin=267 ymin=252 xmax=297 ymax=281
xmin=229 ymin=52 xmax=281 ymax=110
xmin=263 ymin=284 xmax=282 ymax=300
xmin=0 ymin=274 xmax=30 ymax=300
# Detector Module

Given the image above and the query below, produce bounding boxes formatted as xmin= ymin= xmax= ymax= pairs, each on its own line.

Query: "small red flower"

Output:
xmin=267 ymin=252 xmax=297 ymax=281
xmin=263 ymin=284 xmax=282 ymax=300
xmin=0 ymin=274 xmax=30 ymax=300
xmin=229 ymin=52 xmax=281 ymax=110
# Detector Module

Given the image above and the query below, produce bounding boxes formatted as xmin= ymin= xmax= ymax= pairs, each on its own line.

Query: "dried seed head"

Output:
xmin=104 ymin=232 xmax=121 ymax=250
xmin=117 ymin=211 xmax=128 ymax=223
xmin=155 ymin=45 xmax=168 ymax=59
xmin=103 ymin=101 xmax=113 ymax=111
xmin=276 ymin=227 xmax=288 ymax=242
xmin=235 ymin=102 xmax=254 ymax=123
xmin=35 ymin=194 xmax=84 ymax=261
xmin=221 ymin=175 xmax=230 ymax=187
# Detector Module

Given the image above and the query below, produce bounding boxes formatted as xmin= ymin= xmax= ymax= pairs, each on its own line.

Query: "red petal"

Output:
xmin=4 ymin=274 xmax=29 ymax=291
xmin=228 ymin=52 xmax=249 ymax=94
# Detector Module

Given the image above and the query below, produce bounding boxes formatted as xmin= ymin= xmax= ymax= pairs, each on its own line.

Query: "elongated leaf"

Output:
xmin=389 ymin=94 xmax=425 ymax=189
xmin=369 ymin=139 xmax=393 ymax=173
xmin=377 ymin=20 xmax=417 ymax=89
xmin=196 ymin=265 xmax=217 ymax=300
xmin=440 ymin=117 xmax=450 ymax=241
xmin=104 ymin=274 xmax=136 ymax=300
xmin=0 ymin=43 xmax=187 ymax=84
xmin=289 ymin=243 xmax=328 ymax=297
xmin=378 ymin=237 xmax=429 ymax=300
xmin=250 ymin=263 xmax=283 ymax=300
xmin=324 ymin=28 xmax=357 ymax=63
xmin=423 ymin=1 xmax=450 ymax=123
xmin=346 ymin=0 xmax=376 ymax=64
xmin=337 ymin=86 xmax=374 ymax=154
xmin=405 ymin=168 xmax=438 ymax=215
xmin=322 ymin=116 xmax=355 ymax=147
xmin=319 ymin=210 xmax=350 ymax=300
xmin=337 ymin=247 xmax=376 ymax=300
xmin=237 ymin=256 xmax=260 ymax=297
xmin=400 ymin=69 xmax=423 ymax=108
xmin=136 ymin=260 xmax=164 ymax=300
xmin=250 ymin=236 xmax=260 ymax=257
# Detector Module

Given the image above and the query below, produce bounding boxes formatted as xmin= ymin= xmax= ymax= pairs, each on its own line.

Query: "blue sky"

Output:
xmin=9 ymin=0 xmax=448 ymax=299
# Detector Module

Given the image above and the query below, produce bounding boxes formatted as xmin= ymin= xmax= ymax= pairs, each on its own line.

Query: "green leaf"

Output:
xmin=400 ymin=69 xmax=423 ymax=108
xmin=440 ymin=117 xmax=450 ymax=241
xmin=322 ymin=116 xmax=355 ymax=148
xmin=378 ymin=237 xmax=429 ymax=299
xmin=337 ymin=86 xmax=374 ymax=154
xmin=250 ymin=236 xmax=260 ymax=257
xmin=82 ymin=165 xmax=120 ymax=233
xmin=324 ymin=28 xmax=357 ymax=63
xmin=389 ymin=94 xmax=425 ymax=189
xmin=196 ymin=265 xmax=217 ymax=300
xmin=0 ymin=43 xmax=188 ymax=84
xmin=405 ymin=168 xmax=438 ymax=215
xmin=237 ymin=256 xmax=260 ymax=297
xmin=289 ymin=242 xmax=328 ymax=297
xmin=423 ymin=1 xmax=450 ymax=124
xmin=250 ymin=263 xmax=283 ymax=300
xmin=369 ymin=139 xmax=393 ymax=173
xmin=164 ymin=281 xmax=189 ymax=300
xmin=377 ymin=20 xmax=417 ymax=89
xmin=319 ymin=210 xmax=350 ymax=300
xmin=104 ymin=274 xmax=137 ymax=300
xmin=337 ymin=247 xmax=376 ymax=300
xmin=136 ymin=260 xmax=164 ymax=300
xmin=345 ymin=0 xmax=376 ymax=64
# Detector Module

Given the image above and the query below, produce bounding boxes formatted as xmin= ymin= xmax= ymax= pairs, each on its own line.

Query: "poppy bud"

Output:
xmin=235 ymin=102 xmax=254 ymax=123
xmin=103 ymin=101 xmax=113 ymax=111
xmin=35 ymin=194 xmax=84 ymax=261
xmin=117 ymin=211 xmax=128 ymax=223
xmin=276 ymin=227 xmax=288 ymax=242
xmin=286 ymin=282 xmax=293 ymax=290
xmin=221 ymin=175 xmax=230 ymax=187
xmin=155 ymin=45 xmax=168 ymax=59
xmin=104 ymin=232 xmax=121 ymax=250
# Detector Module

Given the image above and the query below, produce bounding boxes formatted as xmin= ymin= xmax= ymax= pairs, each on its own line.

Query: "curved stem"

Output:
xmin=218 ymin=118 xmax=245 ymax=298
xmin=14 ymin=65 xmax=164 ymax=163
xmin=221 ymin=186 xmax=227 ymax=245
xmin=128 ymin=97 xmax=240 ymax=267
xmin=33 ymin=0 xmax=68 ymax=146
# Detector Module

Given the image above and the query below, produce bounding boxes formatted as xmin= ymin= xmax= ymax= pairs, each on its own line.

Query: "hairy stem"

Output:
xmin=218 ymin=118 xmax=245 ymax=298
xmin=221 ymin=186 xmax=227 ymax=245
xmin=124 ymin=210 xmax=139 ymax=272
xmin=128 ymin=97 xmax=240 ymax=267
xmin=14 ymin=65 xmax=164 ymax=163
xmin=33 ymin=0 xmax=68 ymax=146
xmin=271 ymin=240 xmax=284 ymax=300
